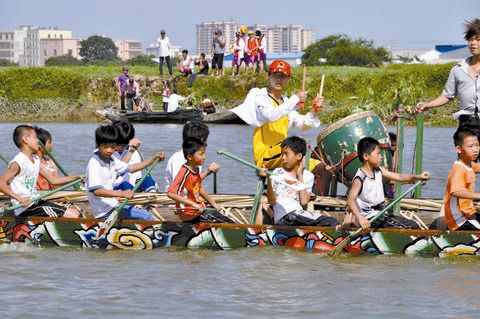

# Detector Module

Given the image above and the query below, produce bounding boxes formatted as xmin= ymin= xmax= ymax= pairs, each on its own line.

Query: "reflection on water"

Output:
xmin=0 ymin=122 xmax=477 ymax=318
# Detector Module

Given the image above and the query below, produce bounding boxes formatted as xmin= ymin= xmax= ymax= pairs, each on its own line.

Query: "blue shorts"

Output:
xmin=103 ymin=204 xmax=154 ymax=221
xmin=113 ymin=176 xmax=157 ymax=192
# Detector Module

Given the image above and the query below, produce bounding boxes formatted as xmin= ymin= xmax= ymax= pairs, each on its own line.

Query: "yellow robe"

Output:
xmin=253 ymin=97 xmax=289 ymax=169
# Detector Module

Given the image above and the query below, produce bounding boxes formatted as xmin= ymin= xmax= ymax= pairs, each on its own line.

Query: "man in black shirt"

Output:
xmin=188 ymin=53 xmax=209 ymax=88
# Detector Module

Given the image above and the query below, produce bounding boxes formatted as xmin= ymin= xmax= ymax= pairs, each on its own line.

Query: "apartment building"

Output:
xmin=196 ymin=21 xmax=238 ymax=54
xmin=41 ymin=37 xmax=82 ymax=61
xmin=0 ymin=26 xmax=28 ymax=63
xmin=114 ymin=39 xmax=142 ymax=60
xmin=21 ymin=26 xmax=73 ymax=66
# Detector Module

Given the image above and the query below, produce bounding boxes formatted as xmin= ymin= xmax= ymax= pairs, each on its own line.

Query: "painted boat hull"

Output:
xmin=1 ymin=216 xmax=479 ymax=257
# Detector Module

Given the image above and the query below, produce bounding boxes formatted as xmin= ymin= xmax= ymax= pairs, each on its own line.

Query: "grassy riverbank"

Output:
xmin=0 ymin=63 xmax=458 ymax=125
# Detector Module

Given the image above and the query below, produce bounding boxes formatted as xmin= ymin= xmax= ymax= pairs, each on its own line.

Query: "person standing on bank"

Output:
xmin=416 ymin=19 xmax=480 ymax=138
xmin=157 ymin=29 xmax=173 ymax=76
xmin=117 ymin=66 xmax=130 ymax=112
xmin=211 ymin=30 xmax=225 ymax=77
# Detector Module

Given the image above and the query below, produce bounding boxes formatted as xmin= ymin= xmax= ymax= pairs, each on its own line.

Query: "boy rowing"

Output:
xmin=0 ymin=125 xmax=82 ymax=218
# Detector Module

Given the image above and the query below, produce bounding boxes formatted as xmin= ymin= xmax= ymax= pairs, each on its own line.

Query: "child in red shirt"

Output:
xmin=168 ymin=137 xmax=233 ymax=223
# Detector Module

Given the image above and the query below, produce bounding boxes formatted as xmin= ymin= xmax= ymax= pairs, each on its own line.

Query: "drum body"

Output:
xmin=317 ymin=111 xmax=392 ymax=184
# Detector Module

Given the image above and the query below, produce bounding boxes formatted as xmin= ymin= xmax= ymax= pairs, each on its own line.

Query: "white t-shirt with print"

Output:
xmin=271 ymin=167 xmax=314 ymax=223
xmin=86 ymin=152 xmax=129 ymax=218
xmin=10 ymin=152 xmax=40 ymax=216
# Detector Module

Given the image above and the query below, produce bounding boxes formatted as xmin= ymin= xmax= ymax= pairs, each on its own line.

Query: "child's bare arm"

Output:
xmin=381 ymin=167 xmax=430 ymax=183
xmin=0 ymin=163 xmax=30 ymax=205
xmin=200 ymin=162 xmax=220 ymax=180
xmin=167 ymin=191 xmax=204 ymax=212
xmin=199 ymin=186 xmax=220 ymax=210
xmin=92 ymin=188 xmax=133 ymax=199
xmin=40 ymin=165 xmax=82 ymax=186
xmin=266 ymin=178 xmax=276 ymax=206
xmin=129 ymin=152 xmax=165 ymax=173
xmin=347 ymin=179 xmax=371 ymax=229
xmin=451 ymin=190 xmax=480 ymax=200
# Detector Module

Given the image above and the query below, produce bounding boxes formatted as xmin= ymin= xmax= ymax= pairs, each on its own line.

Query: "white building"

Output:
xmin=114 ymin=39 xmax=142 ymax=60
xmin=146 ymin=43 xmax=182 ymax=58
xmin=20 ymin=26 xmax=73 ymax=66
xmin=196 ymin=21 xmax=238 ymax=54
xmin=266 ymin=25 xmax=315 ymax=53
xmin=0 ymin=26 xmax=28 ymax=63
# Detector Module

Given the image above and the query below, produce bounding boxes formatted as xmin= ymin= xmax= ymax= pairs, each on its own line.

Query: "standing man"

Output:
xmin=157 ymin=29 xmax=172 ymax=76
xmin=117 ymin=66 xmax=130 ymax=112
xmin=211 ymin=29 xmax=225 ymax=77
xmin=231 ymin=60 xmax=322 ymax=169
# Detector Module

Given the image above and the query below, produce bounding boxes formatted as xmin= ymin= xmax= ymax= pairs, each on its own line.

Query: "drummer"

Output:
xmin=416 ymin=19 xmax=480 ymax=138
xmin=232 ymin=60 xmax=323 ymax=169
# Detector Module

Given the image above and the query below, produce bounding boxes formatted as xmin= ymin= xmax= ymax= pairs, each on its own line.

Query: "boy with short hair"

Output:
xmin=0 ymin=125 xmax=82 ymax=218
xmin=85 ymin=124 xmax=165 ymax=220
xmin=167 ymin=137 xmax=233 ymax=223
xmin=164 ymin=121 xmax=220 ymax=191
xmin=347 ymin=137 xmax=430 ymax=229
xmin=265 ymin=136 xmax=339 ymax=227
xmin=112 ymin=121 xmax=157 ymax=192
xmin=443 ymin=129 xmax=480 ymax=230
xmin=34 ymin=126 xmax=58 ymax=191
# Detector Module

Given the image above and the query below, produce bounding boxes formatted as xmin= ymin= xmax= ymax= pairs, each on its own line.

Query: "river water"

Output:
xmin=0 ymin=122 xmax=479 ymax=318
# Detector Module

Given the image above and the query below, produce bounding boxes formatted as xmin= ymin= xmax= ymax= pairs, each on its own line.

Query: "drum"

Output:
xmin=317 ymin=111 xmax=392 ymax=184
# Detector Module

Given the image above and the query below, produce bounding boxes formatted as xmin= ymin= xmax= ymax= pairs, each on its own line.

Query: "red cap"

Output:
xmin=268 ymin=60 xmax=290 ymax=77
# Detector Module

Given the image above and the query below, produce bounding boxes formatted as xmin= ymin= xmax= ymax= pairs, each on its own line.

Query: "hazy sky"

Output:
xmin=2 ymin=0 xmax=478 ymax=50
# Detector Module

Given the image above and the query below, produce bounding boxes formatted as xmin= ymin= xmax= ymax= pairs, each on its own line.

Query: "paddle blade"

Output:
xmin=329 ymin=235 xmax=351 ymax=256
xmin=96 ymin=210 xmax=120 ymax=239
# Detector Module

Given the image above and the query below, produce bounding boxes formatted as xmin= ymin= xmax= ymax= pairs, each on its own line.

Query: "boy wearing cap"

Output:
xmin=157 ymin=29 xmax=172 ymax=76
xmin=211 ymin=30 xmax=225 ymax=76
xmin=232 ymin=60 xmax=323 ymax=169
xmin=117 ymin=66 xmax=130 ymax=112
xmin=232 ymin=32 xmax=245 ymax=76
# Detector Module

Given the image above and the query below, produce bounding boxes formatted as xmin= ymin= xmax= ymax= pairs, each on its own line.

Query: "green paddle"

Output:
xmin=137 ymin=149 xmax=158 ymax=189
xmin=38 ymin=140 xmax=82 ymax=191
xmin=0 ymin=179 xmax=82 ymax=217
xmin=0 ymin=153 xmax=8 ymax=166
xmin=96 ymin=158 xmax=160 ymax=239
xmin=329 ymin=180 xmax=423 ymax=256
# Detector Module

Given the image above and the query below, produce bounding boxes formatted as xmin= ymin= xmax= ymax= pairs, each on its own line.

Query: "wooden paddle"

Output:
xmin=96 ymin=158 xmax=160 ymax=239
xmin=38 ymin=140 xmax=82 ymax=191
xmin=329 ymin=181 xmax=423 ymax=256
xmin=0 ymin=179 xmax=82 ymax=217
xmin=302 ymin=65 xmax=307 ymax=92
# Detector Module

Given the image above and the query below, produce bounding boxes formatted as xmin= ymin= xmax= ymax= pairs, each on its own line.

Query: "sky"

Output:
xmin=1 ymin=0 xmax=479 ymax=51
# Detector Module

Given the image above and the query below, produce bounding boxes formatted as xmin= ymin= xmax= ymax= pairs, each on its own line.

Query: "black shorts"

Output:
xmin=212 ymin=53 xmax=224 ymax=70
xmin=277 ymin=211 xmax=339 ymax=227
xmin=18 ymin=200 xmax=68 ymax=218
xmin=185 ymin=208 xmax=234 ymax=224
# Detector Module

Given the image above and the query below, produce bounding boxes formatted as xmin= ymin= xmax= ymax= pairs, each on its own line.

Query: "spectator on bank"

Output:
xmin=117 ymin=66 xmax=130 ymax=112
xmin=177 ymin=50 xmax=194 ymax=76
xmin=125 ymin=78 xmax=141 ymax=111
xmin=162 ymin=83 xmax=170 ymax=112
xmin=188 ymin=53 xmax=209 ymax=88
xmin=256 ymin=30 xmax=267 ymax=72
xmin=211 ymin=29 xmax=225 ymax=76
xmin=167 ymin=89 xmax=186 ymax=112
xmin=200 ymin=94 xmax=216 ymax=114
xmin=157 ymin=29 xmax=172 ymax=76
xmin=232 ymin=32 xmax=245 ymax=76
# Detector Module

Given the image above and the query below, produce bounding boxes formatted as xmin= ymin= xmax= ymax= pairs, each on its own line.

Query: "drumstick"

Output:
xmin=319 ymin=74 xmax=325 ymax=97
xmin=302 ymin=65 xmax=307 ymax=92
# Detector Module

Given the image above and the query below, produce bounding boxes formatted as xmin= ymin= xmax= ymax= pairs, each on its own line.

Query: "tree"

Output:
xmin=302 ymin=34 xmax=391 ymax=67
xmin=45 ymin=54 xmax=82 ymax=66
xmin=79 ymin=35 xmax=118 ymax=62
xmin=0 ymin=59 xmax=18 ymax=67
xmin=127 ymin=54 xmax=158 ymax=67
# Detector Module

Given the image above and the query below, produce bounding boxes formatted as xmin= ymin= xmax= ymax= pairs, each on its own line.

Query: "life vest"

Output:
xmin=253 ymin=96 xmax=289 ymax=169
xmin=247 ymin=37 xmax=258 ymax=56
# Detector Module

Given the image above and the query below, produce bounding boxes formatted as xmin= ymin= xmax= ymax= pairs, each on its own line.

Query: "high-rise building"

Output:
xmin=114 ymin=39 xmax=143 ymax=60
xmin=21 ymin=26 xmax=73 ymax=66
xmin=196 ymin=21 xmax=238 ymax=54
xmin=196 ymin=21 xmax=315 ymax=54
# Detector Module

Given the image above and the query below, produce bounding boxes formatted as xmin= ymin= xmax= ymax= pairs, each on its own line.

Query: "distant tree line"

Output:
xmin=302 ymin=34 xmax=391 ymax=67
